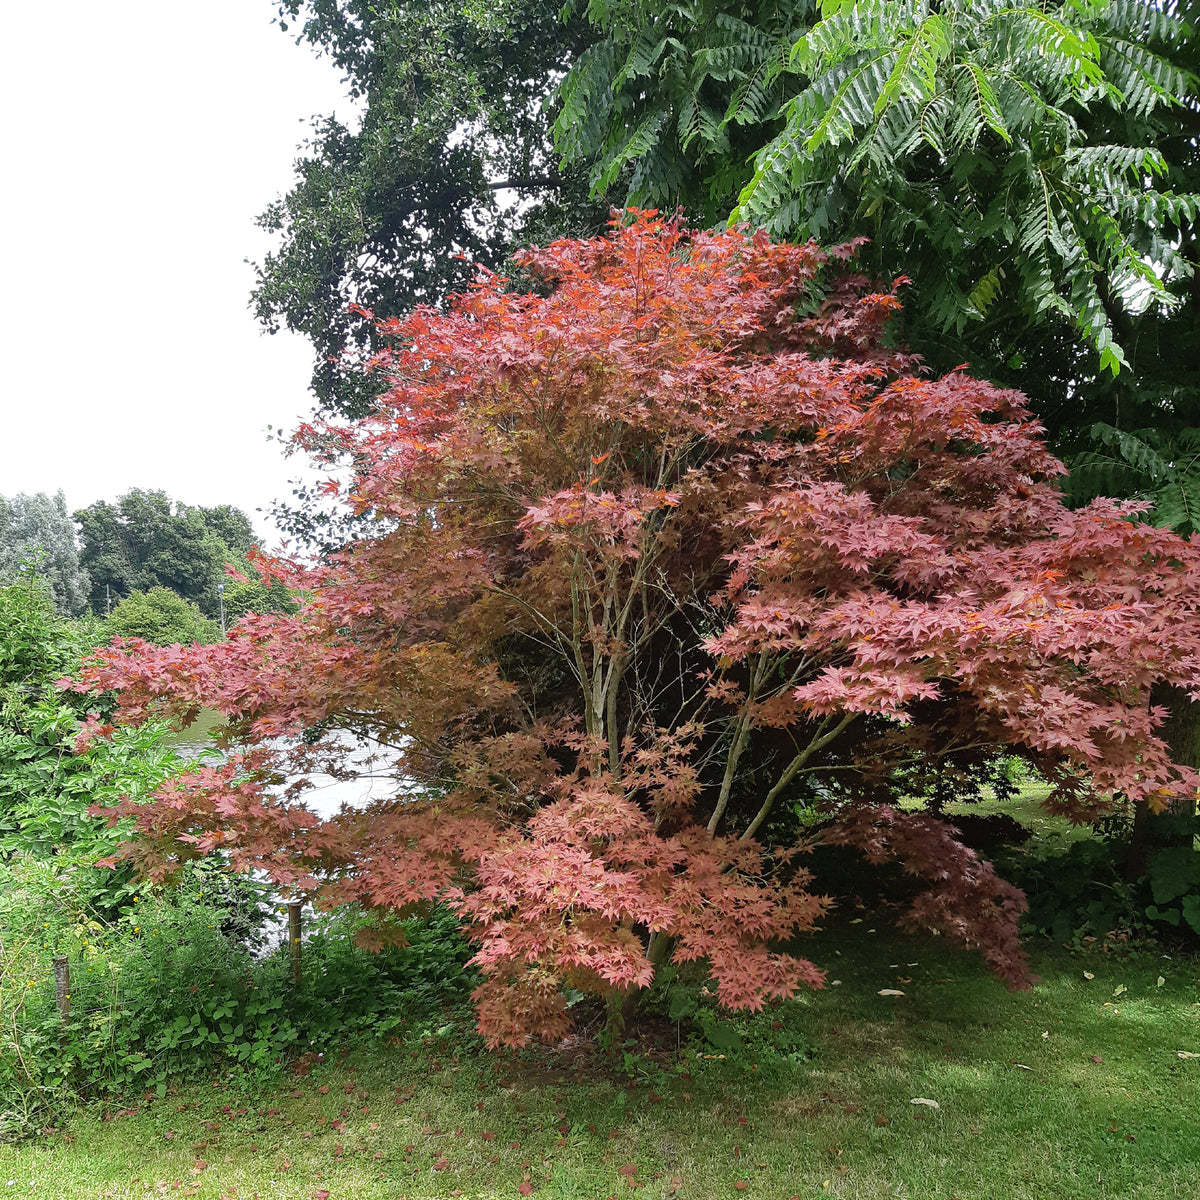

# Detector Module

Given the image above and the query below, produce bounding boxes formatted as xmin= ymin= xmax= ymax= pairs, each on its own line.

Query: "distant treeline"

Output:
xmin=0 ymin=489 xmax=293 ymax=645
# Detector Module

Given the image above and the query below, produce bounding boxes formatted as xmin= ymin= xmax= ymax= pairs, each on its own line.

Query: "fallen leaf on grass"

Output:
xmin=734 ymin=1182 xmax=747 ymax=1191
xmin=910 ymin=1098 xmax=940 ymax=1109
xmin=1091 ymin=1055 xmax=1103 ymax=1063
xmin=482 ymin=1130 xmax=497 ymax=1141
xmin=668 ymin=1177 xmax=682 ymax=1195
xmin=1177 ymin=1051 xmax=1200 ymax=1060
xmin=517 ymin=1183 xmax=533 ymax=1196
xmin=877 ymin=989 xmax=904 ymax=997
xmin=1011 ymin=1063 xmax=1033 ymax=1071
xmin=312 ymin=1191 xmax=330 ymax=1200
xmin=1083 ymin=972 xmax=1094 ymax=980
xmin=1157 ymin=976 xmax=1165 ymax=987
xmin=1113 ymin=985 xmax=1127 ymax=997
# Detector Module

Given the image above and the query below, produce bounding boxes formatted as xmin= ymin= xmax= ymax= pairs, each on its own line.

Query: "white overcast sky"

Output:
xmin=0 ymin=1 xmax=358 ymax=543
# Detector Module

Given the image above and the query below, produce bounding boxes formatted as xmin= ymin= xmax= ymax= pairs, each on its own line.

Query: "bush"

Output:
xmin=0 ymin=866 xmax=475 ymax=1134
xmin=1011 ymin=819 xmax=1200 ymax=946
xmin=105 ymin=588 xmax=219 ymax=646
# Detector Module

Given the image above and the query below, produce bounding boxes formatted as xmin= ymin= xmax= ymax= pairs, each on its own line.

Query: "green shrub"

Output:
xmin=0 ymin=866 xmax=476 ymax=1134
xmin=104 ymin=587 xmax=219 ymax=646
xmin=1011 ymin=821 xmax=1200 ymax=945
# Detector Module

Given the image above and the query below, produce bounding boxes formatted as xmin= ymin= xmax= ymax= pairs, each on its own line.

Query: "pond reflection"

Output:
xmin=161 ymin=711 xmax=403 ymax=953
xmin=163 ymin=710 xmax=401 ymax=819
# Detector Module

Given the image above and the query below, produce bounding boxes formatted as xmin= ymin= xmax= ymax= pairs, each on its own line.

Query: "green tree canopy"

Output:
xmin=556 ymin=0 xmax=1200 ymax=444
xmin=74 ymin=490 xmax=257 ymax=617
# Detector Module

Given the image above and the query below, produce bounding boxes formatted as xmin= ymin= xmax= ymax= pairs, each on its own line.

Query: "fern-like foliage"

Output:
xmin=557 ymin=0 xmax=1199 ymax=380
xmin=732 ymin=0 xmax=1199 ymax=376
xmin=1070 ymin=424 xmax=1200 ymax=535
xmin=556 ymin=0 xmax=818 ymax=221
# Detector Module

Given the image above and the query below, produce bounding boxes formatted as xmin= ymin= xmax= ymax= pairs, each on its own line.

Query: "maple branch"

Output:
xmin=485 ymin=585 xmax=572 ymax=660
xmin=568 ymin=568 xmax=596 ymax=743
xmin=739 ymin=712 xmax=858 ymax=843
xmin=514 ymin=362 xmax=579 ymax=477
xmin=606 ymin=649 xmax=626 ymax=780
xmin=707 ymin=651 xmax=771 ymax=836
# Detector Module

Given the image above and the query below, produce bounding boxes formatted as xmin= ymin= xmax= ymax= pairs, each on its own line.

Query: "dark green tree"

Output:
xmin=197 ymin=504 xmax=256 ymax=559
xmin=74 ymin=490 xmax=257 ymax=617
xmin=255 ymin=0 xmax=610 ymax=419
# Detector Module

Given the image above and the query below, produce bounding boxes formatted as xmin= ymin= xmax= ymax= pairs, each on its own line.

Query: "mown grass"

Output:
xmin=4 ymin=920 xmax=1198 ymax=1200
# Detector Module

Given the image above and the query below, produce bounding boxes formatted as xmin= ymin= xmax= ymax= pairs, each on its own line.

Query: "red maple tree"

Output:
xmin=75 ymin=213 xmax=1200 ymax=1045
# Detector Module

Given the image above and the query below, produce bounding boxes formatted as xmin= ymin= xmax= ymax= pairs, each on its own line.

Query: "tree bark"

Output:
xmin=608 ymin=930 xmax=675 ymax=1036
xmin=1126 ymin=684 xmax=1200 ymax=880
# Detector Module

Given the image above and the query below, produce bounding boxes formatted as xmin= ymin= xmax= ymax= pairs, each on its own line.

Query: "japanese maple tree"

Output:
xmin=75 ymin=213 xmax=1200 ymax=1046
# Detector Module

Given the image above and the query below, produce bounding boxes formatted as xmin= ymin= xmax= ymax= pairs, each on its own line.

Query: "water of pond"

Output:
xmin=162 ymin=710 xmax=399 ymax=820
xmin=161 ymin=711 xmax=404 ymax=951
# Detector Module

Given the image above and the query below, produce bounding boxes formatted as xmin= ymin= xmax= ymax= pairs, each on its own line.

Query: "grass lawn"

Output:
xmin=4 ymin=921 xmax=1198 ymax=1200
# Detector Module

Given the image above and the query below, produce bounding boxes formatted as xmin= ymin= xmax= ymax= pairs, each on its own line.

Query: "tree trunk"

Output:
xmin=605 ymin=930 xmax=675 ymax=1040
xmin=1126 ymin=684 xmax=1200 ymax=880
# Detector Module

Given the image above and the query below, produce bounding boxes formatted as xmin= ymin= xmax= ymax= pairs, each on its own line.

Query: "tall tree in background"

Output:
xmin=74 ymin=490 xmax=257 ymax=617
xmin=255 ymin=0 xmax=611 ymax=421
xmin=0 ymin=492 xmax=90 ymax=616
xmin=557 ymin=0 xmax=1199 ymax=446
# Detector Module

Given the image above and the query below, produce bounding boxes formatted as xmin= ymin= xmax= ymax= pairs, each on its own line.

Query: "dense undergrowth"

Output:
xmin=0 ymin=872 xmax=474 ymax=1137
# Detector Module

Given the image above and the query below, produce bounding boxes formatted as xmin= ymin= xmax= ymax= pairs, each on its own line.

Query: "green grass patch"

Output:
xmin=5 ymin=928 xmax=1199 ymax=1200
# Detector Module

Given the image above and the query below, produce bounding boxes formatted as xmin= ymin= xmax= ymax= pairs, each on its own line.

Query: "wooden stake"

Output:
xmin=53 ymin=955 xmax=70 ymax=1027
xmin=288 ymin=901 xmax=303 ymax=985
